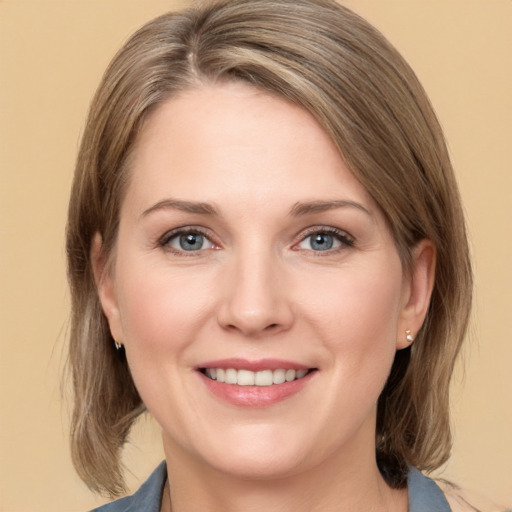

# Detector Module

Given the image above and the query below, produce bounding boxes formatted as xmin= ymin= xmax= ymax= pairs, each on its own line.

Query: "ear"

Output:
xmin=396 ymin=239 xmax=436 ymax=349
xmin=91 ymin=233 xmax=124 ymax=343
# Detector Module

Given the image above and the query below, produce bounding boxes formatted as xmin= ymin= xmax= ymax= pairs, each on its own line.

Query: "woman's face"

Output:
xmin=98 ymin=82 xmax=430 ymax=480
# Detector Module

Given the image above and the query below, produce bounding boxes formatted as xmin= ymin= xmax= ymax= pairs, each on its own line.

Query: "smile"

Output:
xmin=197 ymin=360 xmax=317 ymax=407
xmin=202 ymin=368 xmax=311 ymax=386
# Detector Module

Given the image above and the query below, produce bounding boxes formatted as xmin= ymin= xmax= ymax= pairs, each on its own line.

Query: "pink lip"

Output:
xmin=196 ymin=358 xmax=311 ymax=372
xmin=196 ymin=359 xmax=317 ymax=408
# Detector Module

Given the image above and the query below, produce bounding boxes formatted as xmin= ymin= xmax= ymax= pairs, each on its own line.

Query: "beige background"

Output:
xmin=1 ymin=1 xmax=510 ymax=510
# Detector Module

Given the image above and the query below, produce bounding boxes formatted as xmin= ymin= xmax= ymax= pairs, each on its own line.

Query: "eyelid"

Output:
xmin=158 ymin=226 xmax=220 ymax=253
xmin=156 ymin=225 xmax=354 ymax=254
xmin=293 ymin=226 xmax=355 ymax=251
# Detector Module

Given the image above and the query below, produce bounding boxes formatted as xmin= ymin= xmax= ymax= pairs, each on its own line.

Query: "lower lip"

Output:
xmin=199 ymin=371 xmax=315 ymax=408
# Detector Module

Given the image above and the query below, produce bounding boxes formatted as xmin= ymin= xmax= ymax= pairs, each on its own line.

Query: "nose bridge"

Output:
xmin=217 ymin=241 xmax=293 ymax=336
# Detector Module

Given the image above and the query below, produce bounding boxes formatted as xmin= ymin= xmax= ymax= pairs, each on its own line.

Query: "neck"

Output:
xmin=162 ymin=440 xmax=407 ymax=512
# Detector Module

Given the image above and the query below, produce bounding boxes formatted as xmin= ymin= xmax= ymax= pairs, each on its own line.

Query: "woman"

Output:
xmin=66 ymin=0 xmax=474 ymax=510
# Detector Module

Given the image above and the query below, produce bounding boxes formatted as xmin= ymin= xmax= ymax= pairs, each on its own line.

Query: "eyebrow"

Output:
xmin=141 ymin=199 xmax=220 ymax=218
xmin=141 ymin=198 xmax=371 ymax=220
xmin=289 ymin=200 xmax=372 ymax=217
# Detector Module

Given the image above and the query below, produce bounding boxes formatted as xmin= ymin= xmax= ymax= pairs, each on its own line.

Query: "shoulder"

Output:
xmin=407 ymin=467 xmax=511 ymax=512
xmin=435 ymin=479 xmax=511 ymax=512
xmin=89 ymin=462 xmax=167 ymax=512
xmin=407 ymin=466 xmax=452 ymax=512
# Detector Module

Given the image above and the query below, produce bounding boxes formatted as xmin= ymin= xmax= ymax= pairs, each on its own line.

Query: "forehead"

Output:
xmin=124 ymin=82 xmax=377 ymax=215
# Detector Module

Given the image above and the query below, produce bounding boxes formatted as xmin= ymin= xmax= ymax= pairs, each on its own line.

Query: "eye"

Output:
xmin=297 ymin=229 xmax=354 ymax=252
xmin=161 ymin=229 xmax=216 ymax=253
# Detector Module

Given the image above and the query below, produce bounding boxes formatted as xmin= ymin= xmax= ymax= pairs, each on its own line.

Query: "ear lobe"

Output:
xmin=396 ymin=239 xmax=436 ymax=350
xmin=91 ymin=233 xmax=123 ymax=343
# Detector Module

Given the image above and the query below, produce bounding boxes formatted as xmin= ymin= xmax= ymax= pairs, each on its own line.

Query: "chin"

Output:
xmin=210 ymin=451 xmax=307 ymax=481
xmin=193 ymin=427 xmax=312 ymax=481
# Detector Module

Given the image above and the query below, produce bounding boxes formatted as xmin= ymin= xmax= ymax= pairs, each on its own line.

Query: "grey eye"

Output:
xmin=309 ymin=233 xmax=334 ymax=250
xmin=181 ymin=233 xmax=205 ymax=251
xmin=299 ymin=232 xmax=338 ymax=251
xmin=167 ymin=232 xmax=211 ymax=251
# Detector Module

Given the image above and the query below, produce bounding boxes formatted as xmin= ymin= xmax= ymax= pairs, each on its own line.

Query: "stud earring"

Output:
xmin=405 ymin=330 xmax=414 ymax=343
xmin=114 ymin=340 xmax=123 ymax=350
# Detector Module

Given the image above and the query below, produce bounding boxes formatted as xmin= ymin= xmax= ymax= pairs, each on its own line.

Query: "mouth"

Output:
xmin=197 ymin=359 xmax=317 ymax=407
xmin=199 ymin=367 xmax=316 ymax=386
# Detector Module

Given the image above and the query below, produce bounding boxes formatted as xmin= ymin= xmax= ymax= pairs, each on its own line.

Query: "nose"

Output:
xmin=216 ymin=249 xmax=294 ymax=338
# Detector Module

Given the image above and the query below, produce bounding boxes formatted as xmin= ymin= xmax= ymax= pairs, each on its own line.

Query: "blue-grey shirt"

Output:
xmin=91 ymin=462 xmax=451 ymax=512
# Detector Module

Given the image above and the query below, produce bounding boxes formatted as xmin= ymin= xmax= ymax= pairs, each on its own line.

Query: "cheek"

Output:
xmin=113 ymin=263 xmax=216 ymax=427
xmin=302 ymin=261 xmax=403 ymax=376
xmin=115 ymin=262 xmax=216 ymax=354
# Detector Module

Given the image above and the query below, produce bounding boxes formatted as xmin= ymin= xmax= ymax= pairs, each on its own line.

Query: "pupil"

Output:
xmin=312 ymin=233 xmax=333 ymax=251
xmin=180 ymin=233 xmax=203 ymax=251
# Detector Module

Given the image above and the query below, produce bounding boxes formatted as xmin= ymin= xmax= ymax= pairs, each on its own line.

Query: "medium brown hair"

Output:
xmin=66 ymin=0 xmax=472 ymax=496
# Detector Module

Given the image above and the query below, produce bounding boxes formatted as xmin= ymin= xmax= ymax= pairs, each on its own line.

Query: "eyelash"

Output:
xmin=158 ymin=226 xmax=355 ymax=255
xmin=293 ymin=227 xmax=355 ymax=254
xmin=158 ymin=227 xmax=218 ymax=255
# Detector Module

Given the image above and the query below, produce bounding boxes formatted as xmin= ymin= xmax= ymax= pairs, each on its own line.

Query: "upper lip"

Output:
xmin=196 ymin=358 xmax=312 ymax=372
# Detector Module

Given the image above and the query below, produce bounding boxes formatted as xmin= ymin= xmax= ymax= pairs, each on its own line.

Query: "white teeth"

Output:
xmin=285 ymin=369 xmax=296 ymax=382
xmin=204 ymin=367 xmax=310 ymax=386
xmin=225 ymin=368 xmax=237 ymax=384
xmin=237 ymin=369 xmax=255 ymax=386
xmin=273 ymin=369 xmax=286 ymax=384
xmin=296 ymin=369 xmax=308 ymax=379
xmin=255 ymin=370 xmax=273 ymax=386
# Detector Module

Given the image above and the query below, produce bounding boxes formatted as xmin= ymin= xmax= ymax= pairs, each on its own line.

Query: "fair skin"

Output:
xmin=94 ymin=82 xmax=435 ymax=512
